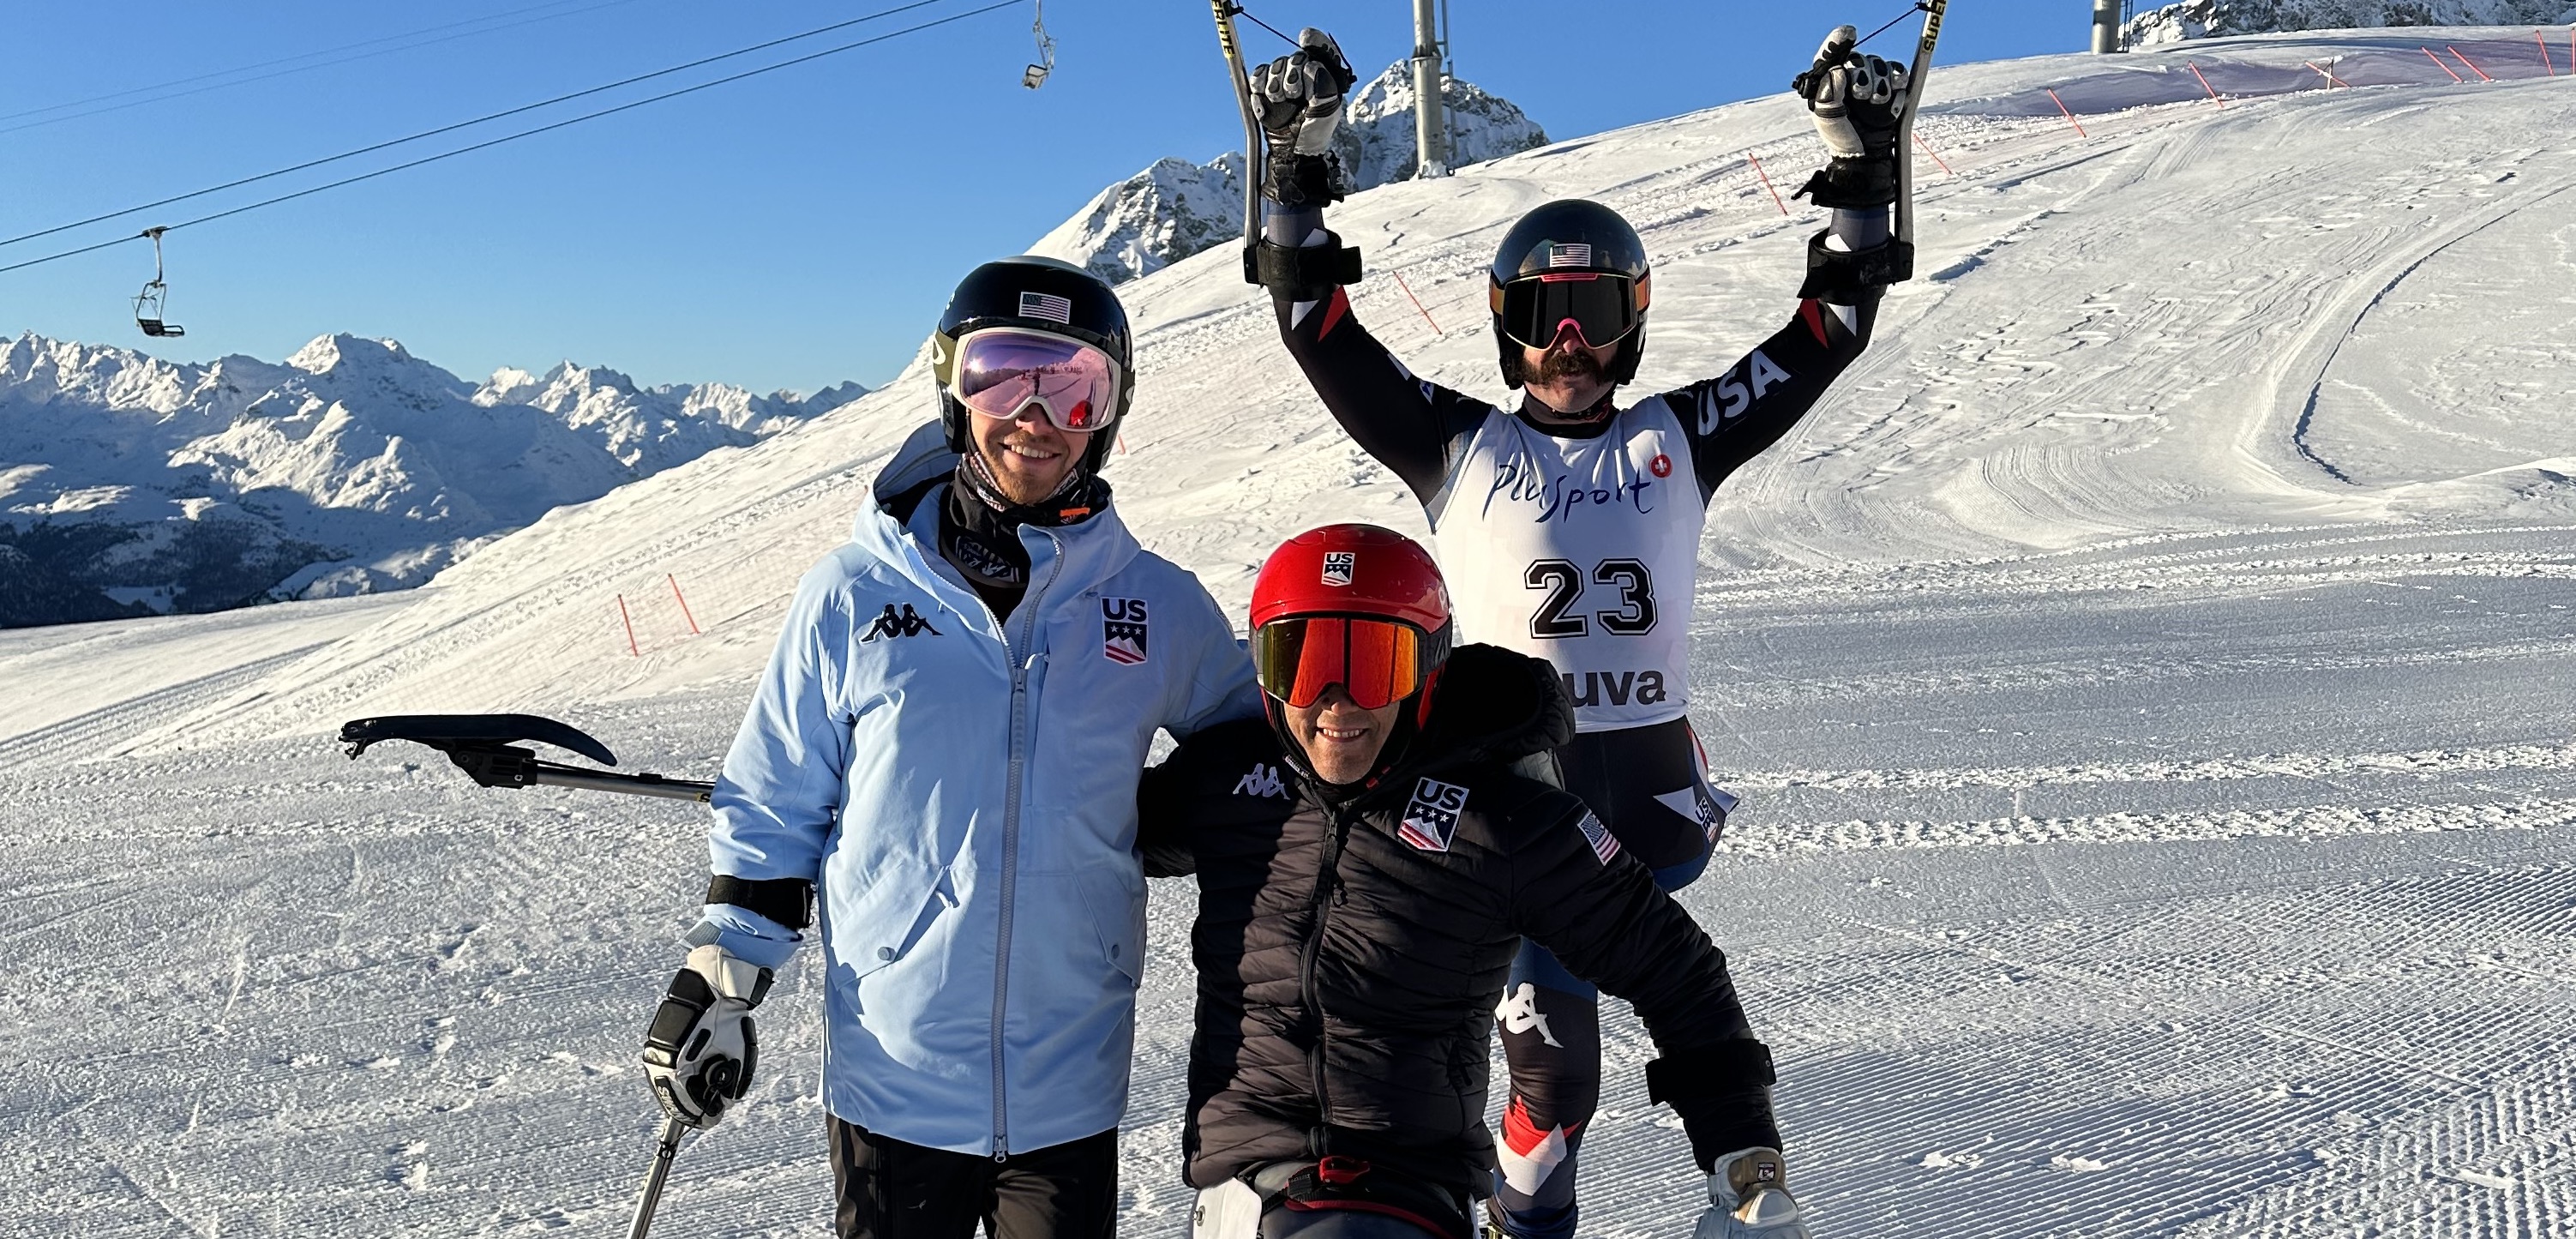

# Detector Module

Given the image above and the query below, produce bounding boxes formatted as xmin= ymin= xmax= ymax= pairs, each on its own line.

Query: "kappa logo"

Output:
xmin=861 ymin=603 xmax=942 ymax=642
xmin=1321 ymin=550 xmax=1354 ymax=587
xmin=1573 ymin=809 xmax=1621 ymax=864
xmin=1396 ymin=777 xmax=1469 ymax=852
xmin=1101 ymin=597 xmax=1150 ymax=665
xmin=1494 ymin=982 xmax=1564 ymax=1049
xmin=1233 ymin=762 xmax=1288 ymax=799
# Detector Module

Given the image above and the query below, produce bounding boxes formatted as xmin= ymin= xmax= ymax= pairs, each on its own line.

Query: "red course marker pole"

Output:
xmin=2045 ymin=88 xmax=2089 ymax=137
xmin=1913 ymin=131 xmax=1955 ymax=176
xmin=2449 ymin=45 xmax=2495 ymax=81
xmin=2538 ymin=28 xmax=2556 ymax=76
xmin=1392 ymin=271 xmax=1443 ymax=334
xmin=2305 ymin=60 xmax=2350 ymax=87
xmin=617 ymin=595 xmax=639 ymax=657
xmin=668 ymin=574 xmax=700 ymax=635
xmin=2423 ymin=46 xmax=2465 ymax=82
xmin=1746 ymin=153 xmax=1790 ymax=215
xmin=2187 ymin=61 xmax=2226 ymax=106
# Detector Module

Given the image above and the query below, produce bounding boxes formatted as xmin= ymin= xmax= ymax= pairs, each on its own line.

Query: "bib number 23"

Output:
xmin=1525 ymin=558 xmax=1657 ymax=639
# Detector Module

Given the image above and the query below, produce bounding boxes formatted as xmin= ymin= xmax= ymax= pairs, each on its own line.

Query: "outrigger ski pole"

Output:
xmin=1890 ymin=0 xmax=1946 ymax=280
xmin=338 ymin=713 xmax=714 ymax=802
xmin=627 ymin=1115 xmax=690 ymax=1239
xmin=1210 ymin=0 xmax=1267 ymax=281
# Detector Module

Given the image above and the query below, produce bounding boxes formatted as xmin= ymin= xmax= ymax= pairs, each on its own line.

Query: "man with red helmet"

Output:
xmin=1138 ymin=525 xmax=1808 ymax=1239
xmin=1240 ymin=27 xmax=1906 ymax=1239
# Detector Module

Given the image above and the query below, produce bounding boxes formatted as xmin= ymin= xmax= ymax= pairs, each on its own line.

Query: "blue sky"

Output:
xmin=1 ymin=0 xmax=2081 ymax=395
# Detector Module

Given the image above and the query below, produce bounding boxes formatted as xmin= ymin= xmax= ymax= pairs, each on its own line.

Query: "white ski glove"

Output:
xmin=1690 ymin=1147 xmax=1812 ymax=1239
xmin=641 ymin=943 xmax=770 ymax=1128
xmin=1250 ymin=28 xmax=1356 ymax=207
xmin=1792 ymin=26 xmax=1909 ymax=211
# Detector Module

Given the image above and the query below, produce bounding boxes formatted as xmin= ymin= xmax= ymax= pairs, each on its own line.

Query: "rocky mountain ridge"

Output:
xmin=0 ymin=331 xmax=862 ymax=627
xmin=1030 ymin=61 xmax=1547 ymax=285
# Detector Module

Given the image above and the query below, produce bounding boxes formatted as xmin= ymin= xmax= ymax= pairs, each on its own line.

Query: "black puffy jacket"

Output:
xmin=1138 ymin=644 xmax=1780 ymax=1197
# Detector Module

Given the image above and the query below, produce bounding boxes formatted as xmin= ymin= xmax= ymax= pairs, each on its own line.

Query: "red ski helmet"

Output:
xmin=1250 ymin=525 xmax=1454 ymax=724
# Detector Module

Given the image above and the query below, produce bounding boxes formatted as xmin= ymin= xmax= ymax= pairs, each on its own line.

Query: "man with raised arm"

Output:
xmin=1240 ymin=28 xmax=1909 ymax=1239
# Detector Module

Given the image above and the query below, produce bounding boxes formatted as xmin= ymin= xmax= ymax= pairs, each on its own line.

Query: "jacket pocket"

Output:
xmin=829 ymin=867 xmax=958 ymax=1010
xmin=1073 ymin=863 xmax=1147 ymax=985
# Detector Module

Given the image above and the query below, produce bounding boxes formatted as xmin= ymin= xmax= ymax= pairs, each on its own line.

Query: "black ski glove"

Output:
xmin=1250 ymin=27 xmax=1357 ymax=208
xmin=1792 ymin=25 xmax=1910 ymax=208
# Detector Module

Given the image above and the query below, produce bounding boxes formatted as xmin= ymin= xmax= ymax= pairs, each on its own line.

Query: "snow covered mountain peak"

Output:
xmin=0 ymin=333 xmax=863 ymax=627
xmin=1030 ymin=62 xmax=1546 ymax=285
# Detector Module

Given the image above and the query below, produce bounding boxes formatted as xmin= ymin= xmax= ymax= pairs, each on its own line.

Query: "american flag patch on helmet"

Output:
xmin=1575 ymin=809 xmax=1619 ymax=863
xmin=1018 ymin=292 xmax=1074 ymax=322
xmin=1548 ymin=243 xmax=1592 ymax=268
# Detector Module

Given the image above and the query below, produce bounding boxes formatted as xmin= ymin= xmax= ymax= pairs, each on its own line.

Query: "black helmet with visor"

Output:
xmin=1486 ymin=200 xmax=1652 ymax=389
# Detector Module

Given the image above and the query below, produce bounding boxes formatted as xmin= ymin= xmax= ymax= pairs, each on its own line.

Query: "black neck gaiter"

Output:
xmin=936 ymin=454 xmax=1109 ymax=622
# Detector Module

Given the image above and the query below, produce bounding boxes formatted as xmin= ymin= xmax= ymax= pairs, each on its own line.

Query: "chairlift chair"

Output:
xmin=1023 ymin=0 xmax=1055 ymax=87
xmin=133 ymin=226 xmax=184 ymax=338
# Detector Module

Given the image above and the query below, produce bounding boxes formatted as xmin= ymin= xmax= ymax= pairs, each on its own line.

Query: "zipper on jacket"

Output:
xmin=988 ymin=532 xmax=1066 ymax=1162
xmin=1298 ymin=808 xmax=1352 ymax=1152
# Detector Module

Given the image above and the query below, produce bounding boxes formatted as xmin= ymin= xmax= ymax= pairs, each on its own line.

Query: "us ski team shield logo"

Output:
xmin=1321 ymin=550 xmax=1354 ymax=587
xmin=1102 ymin=597 xmax=1150 ymax=665
xmin=1397 ymin=777 xmax=1469 ymax=852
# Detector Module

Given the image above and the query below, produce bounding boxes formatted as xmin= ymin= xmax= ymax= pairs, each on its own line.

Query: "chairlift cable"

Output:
xmin=0 ymin=0 xmax=1023 ymax=279
xmin=0 ymin=0 xmax=649 ymax=134
xmin=0 ymin=0 xmax=964 ymax=251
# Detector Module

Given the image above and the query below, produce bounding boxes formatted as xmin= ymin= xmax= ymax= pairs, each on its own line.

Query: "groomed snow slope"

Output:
xmin=3 ymin=31 xmax=2572 ymax=1239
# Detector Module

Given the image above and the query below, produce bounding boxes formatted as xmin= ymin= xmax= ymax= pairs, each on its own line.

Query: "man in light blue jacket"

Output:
xmin=640 ymin=256 xmax=1258 ymax=1239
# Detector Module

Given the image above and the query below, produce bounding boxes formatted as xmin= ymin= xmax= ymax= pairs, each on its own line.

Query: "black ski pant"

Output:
xmin=1492 ymin=717 xmax=1726 ymax=1239
xmin=831 ymin=1116 xmax=1119 ymax=1239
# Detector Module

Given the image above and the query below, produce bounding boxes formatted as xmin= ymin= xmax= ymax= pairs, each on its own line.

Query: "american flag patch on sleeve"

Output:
xmin=1575 ymin=810 xmax=1619 ymax=863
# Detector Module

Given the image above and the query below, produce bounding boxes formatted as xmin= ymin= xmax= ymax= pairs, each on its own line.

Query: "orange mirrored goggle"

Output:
xmin=1252 ymin=615 xmax=1445 ymax=710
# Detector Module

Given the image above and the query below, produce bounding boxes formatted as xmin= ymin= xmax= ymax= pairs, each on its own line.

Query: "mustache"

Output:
xmin=1534 ymin=344 xmax=1605 ymax=382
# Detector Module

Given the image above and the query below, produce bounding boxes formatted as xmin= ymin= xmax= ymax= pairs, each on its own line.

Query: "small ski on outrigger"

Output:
xmin=339 ymin=713 xmax=712 ymax=802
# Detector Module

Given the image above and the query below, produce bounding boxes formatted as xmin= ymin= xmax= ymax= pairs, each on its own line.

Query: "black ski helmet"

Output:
xmin=931 ymin=256 xmax=1135 ymax=475
xmin=1487 ymin=200 xmax=1652 ymax=389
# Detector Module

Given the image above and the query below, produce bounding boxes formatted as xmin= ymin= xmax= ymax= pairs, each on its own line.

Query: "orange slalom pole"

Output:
xmin=2045 ymin=88 xmax=2089 ymax=137
xmin=617 ymin=594 xmax=639 ymax=657
xmin=1746 ymin=153 xmax=1789 ymax=215
xmin=1913 ymin=131 xmax=1955 ymax=176
xmin=2187 ymin=61 xmax=2226 ymax=106
xmin=2538 ymin=28 xmax=2556 ymax=76
xmin=668 ymin=574 xmax=700 ymax=635
xmin=2448 ymin=45 xmax=2495 ymax=81
xmin=2305 ymin=61 xmax=2350 ymax=88
xmin=2423 ymin=46 xmax=2465 ymax=82
xmin=1392 ymin=271 xmax=1443 ymax=333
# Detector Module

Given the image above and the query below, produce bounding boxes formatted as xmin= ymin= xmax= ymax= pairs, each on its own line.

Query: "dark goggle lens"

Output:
xmin=1496 ymin=274 xmax=1640 ymax=351
xmin=954 ymin=328 xmax=1120 ymax=431
xmin=1252 ymin=616 xmax=1427 ymax=710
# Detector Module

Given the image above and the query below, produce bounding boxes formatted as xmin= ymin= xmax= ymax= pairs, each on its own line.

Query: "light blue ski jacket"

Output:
xmin=700 ymin=423 xmax=1258 ymax=1157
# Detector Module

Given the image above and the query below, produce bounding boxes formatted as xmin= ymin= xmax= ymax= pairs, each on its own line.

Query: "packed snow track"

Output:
xmin=3 ymin=29 xmax=2571 ymax=1239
